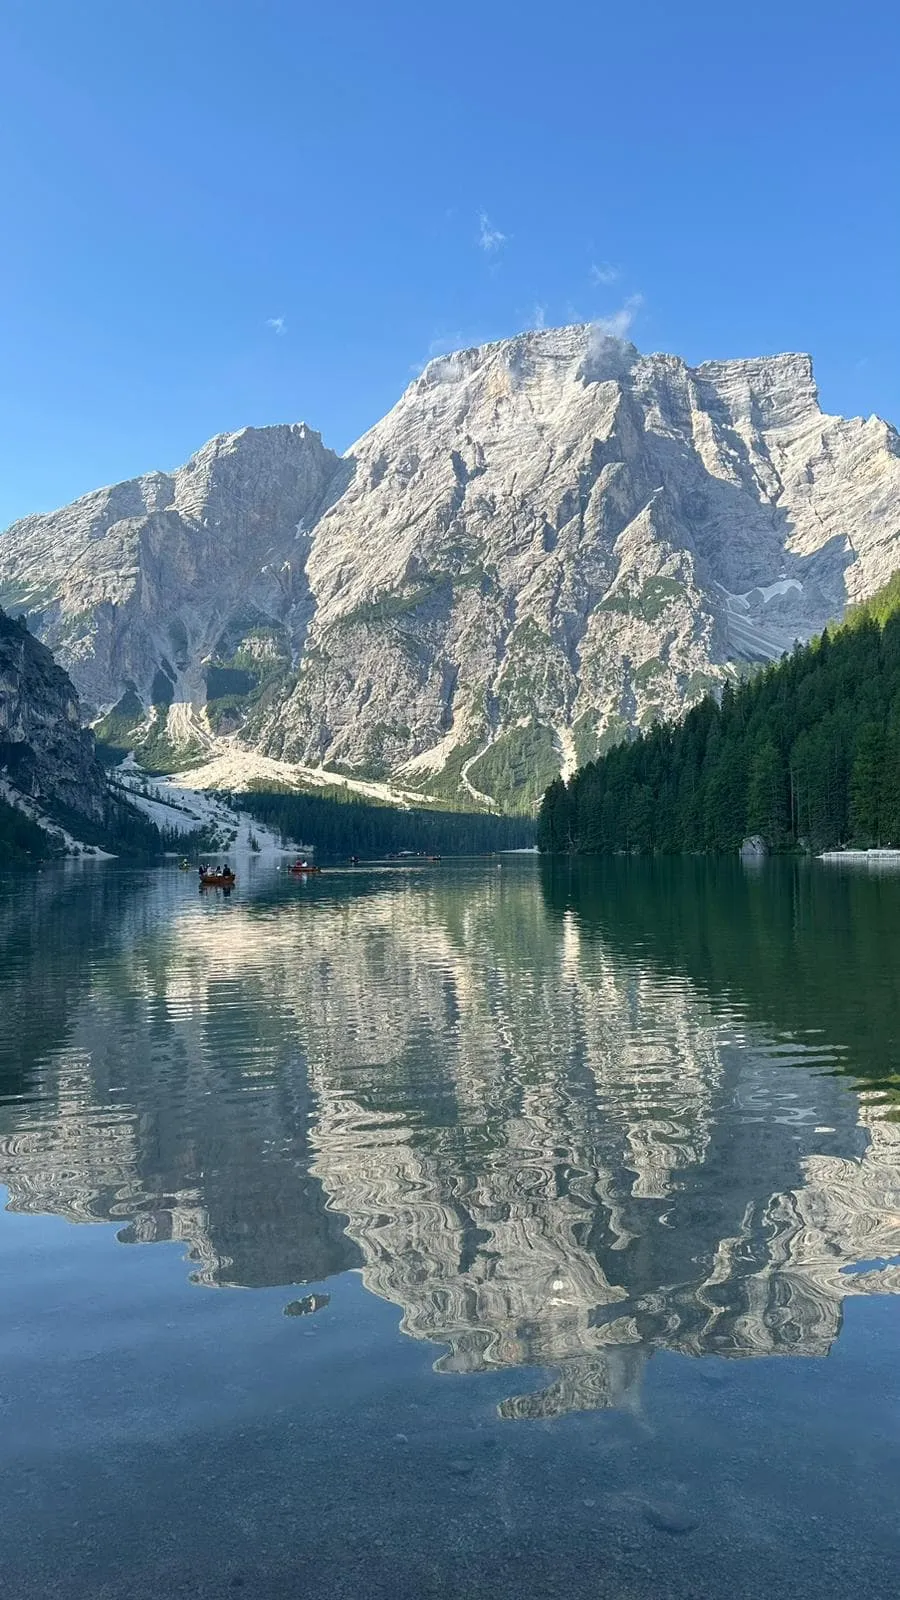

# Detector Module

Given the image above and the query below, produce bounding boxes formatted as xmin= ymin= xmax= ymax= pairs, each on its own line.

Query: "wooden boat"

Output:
xmin=289 ymin=862 xmax=321 ymax=876
xmin=200 ymin=872 xmax=236 ymax=888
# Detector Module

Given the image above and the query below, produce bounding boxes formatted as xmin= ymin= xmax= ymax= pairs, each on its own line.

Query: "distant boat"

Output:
xmin=289 ymin=861 xmax=321 ymax=876
xmin=200 ymin=871 xmax=236 ymax=888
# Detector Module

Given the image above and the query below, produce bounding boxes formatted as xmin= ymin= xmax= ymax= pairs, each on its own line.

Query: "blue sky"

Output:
xmin=1 ymin=0 xmax=898 ymax=525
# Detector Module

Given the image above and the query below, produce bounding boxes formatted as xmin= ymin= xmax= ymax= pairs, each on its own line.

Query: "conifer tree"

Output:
xmin=849 ymin=723 xmax=885 ymax=845
xmin=539 ymin=570 xmax=900 ymax=855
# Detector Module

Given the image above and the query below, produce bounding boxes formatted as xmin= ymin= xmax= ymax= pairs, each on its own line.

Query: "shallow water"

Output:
xmin=0 ymin=856 xmax=899 ymax=1598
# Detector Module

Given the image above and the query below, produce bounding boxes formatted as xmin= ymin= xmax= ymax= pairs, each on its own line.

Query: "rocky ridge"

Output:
xmin=3 ymin=326 xmax=900 ymax=806
xmin=0 ymin=607 xmax=108 ymax=837
xmin=0 ymin=607 xmax=156 ymax=854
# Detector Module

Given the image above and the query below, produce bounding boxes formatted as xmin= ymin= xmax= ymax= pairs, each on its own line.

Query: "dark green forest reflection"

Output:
xmin=1 ymin=860 xmax=899 ymax=1418
xmin=540 ymin=857 xmax=900 ymax=1107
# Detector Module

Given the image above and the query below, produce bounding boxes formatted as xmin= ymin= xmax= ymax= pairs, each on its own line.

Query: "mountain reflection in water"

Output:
xmin=0 ymin=858 xmax=898 ymax=1420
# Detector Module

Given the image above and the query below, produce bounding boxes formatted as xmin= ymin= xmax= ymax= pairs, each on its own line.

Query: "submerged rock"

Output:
xmin=640 ymin=1499 xmax=699 ymax=1536
xmin=283 ymin=1293 xmax=330 ymax=1317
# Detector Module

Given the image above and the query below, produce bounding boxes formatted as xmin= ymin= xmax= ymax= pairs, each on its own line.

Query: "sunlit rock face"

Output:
xmin=0 ymin=869 xmax=898 ymax=1419
xmin=0 ymin=424 xmax=339 ymax=720
xmin=3 ymin=327 xmax=900 ymax=803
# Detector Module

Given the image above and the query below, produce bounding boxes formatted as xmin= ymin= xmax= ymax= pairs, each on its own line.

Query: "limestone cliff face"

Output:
xmin=0 ymin=423 xmax=339 ymax=719
xmin=3 ymin=326 xmax=900 ymax=804
xmin=0 ymin=607 xmax=109 ymax=826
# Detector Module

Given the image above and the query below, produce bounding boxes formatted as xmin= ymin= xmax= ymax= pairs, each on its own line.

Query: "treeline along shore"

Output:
xmin=538 ymin=572 xmax=900 ymax=856
xmin=238 ymin=787 xmax=535 ymax=857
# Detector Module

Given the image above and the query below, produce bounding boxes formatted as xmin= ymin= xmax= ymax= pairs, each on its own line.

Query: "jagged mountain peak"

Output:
xmin=407 ymin=325 xmax=817 ymax=407
xmin=3 ymin=420 xmax=332 ymax=558
xmin=0 ymin=421 xmax=340 ymax=718
xmin=2 ymin=325 xmax=899 ymax=807
xmin=404 ymin=324 xmax=641 ymax=418
xmin=177 ymin=419 xmax=325 ymax=480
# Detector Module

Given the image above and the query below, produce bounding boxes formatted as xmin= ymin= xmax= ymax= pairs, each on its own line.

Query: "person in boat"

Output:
xmin=221 ymin=861 xmax=234 ymax=879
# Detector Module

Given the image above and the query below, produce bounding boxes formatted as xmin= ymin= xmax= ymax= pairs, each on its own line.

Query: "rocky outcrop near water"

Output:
xmin=3 ymin=326 xmax=900 ymax=805
xmin=0 ymin=607 xmax=157 ymax=854
xmin=0 ymin=607 xmax=109 ymax=831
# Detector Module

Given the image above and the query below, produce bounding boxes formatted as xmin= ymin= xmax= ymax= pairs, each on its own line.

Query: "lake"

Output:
xmin=0 ymin=856 xmax=899 ymax=1599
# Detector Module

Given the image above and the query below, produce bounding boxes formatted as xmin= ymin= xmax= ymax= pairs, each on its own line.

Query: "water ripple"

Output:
xmin=0 ymin=860 xmax=898 ymax=1412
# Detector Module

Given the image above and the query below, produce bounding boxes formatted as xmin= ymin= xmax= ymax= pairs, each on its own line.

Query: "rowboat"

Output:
xmin=289 ymin=862 xmax=321 ymax=876
xmin=200 ymin=872 xmax=236 ymax=888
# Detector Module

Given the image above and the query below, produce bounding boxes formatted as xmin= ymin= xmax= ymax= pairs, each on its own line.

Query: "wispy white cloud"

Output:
xmin=582 ymin=294 xmax=645 ymax=378
xmin=409 ymin=329 xmax=466 ymax=375
xmin=590 ymin=261 xmax=620 ymax=286
xmin=266 ymin=316 xmax=287 ymax=336
xmin=428 ymin=331 xmax=463 ymax=358
xmin=530 ymin=303 xmax=547 ymax=331
xmin=477 ymin=211 xmax=507 ymax=254
xmin=592 ymin=293 xmax=644 ymax=340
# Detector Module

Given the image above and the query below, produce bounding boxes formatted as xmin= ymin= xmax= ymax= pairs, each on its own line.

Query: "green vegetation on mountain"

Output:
xmin=205 ymin=625 xmax=293 ymax=737
xmin=93 ymin=687 xmax=146 ymax=766
xmin=539 ymin=572 xmax=900 ymax=855
xmin=65 ymin=794 xmax=164 ymax=858
xmin=95 ymin=700 xmax=206 ymax=776
xmin=0 ymin=782 xmax=163 ymax=864
xmin=465 ymin=722 xmax=560 ymax=812
xmin=0 ymin=795 xmax=57 ymax=861
xmin=94 ymin=623 xmax=296 ymax=762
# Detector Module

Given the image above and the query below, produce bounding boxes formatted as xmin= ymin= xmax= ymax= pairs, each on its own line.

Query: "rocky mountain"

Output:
xmin=0 ymin=422 xmax=338 ymax=723
xmin=3 ymin=325 xmax=900 ymax=807
xmin=0 ymin=607 xmax=108 ymax=827
xmin=0 ymin=607 xmax=154 ymax=855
